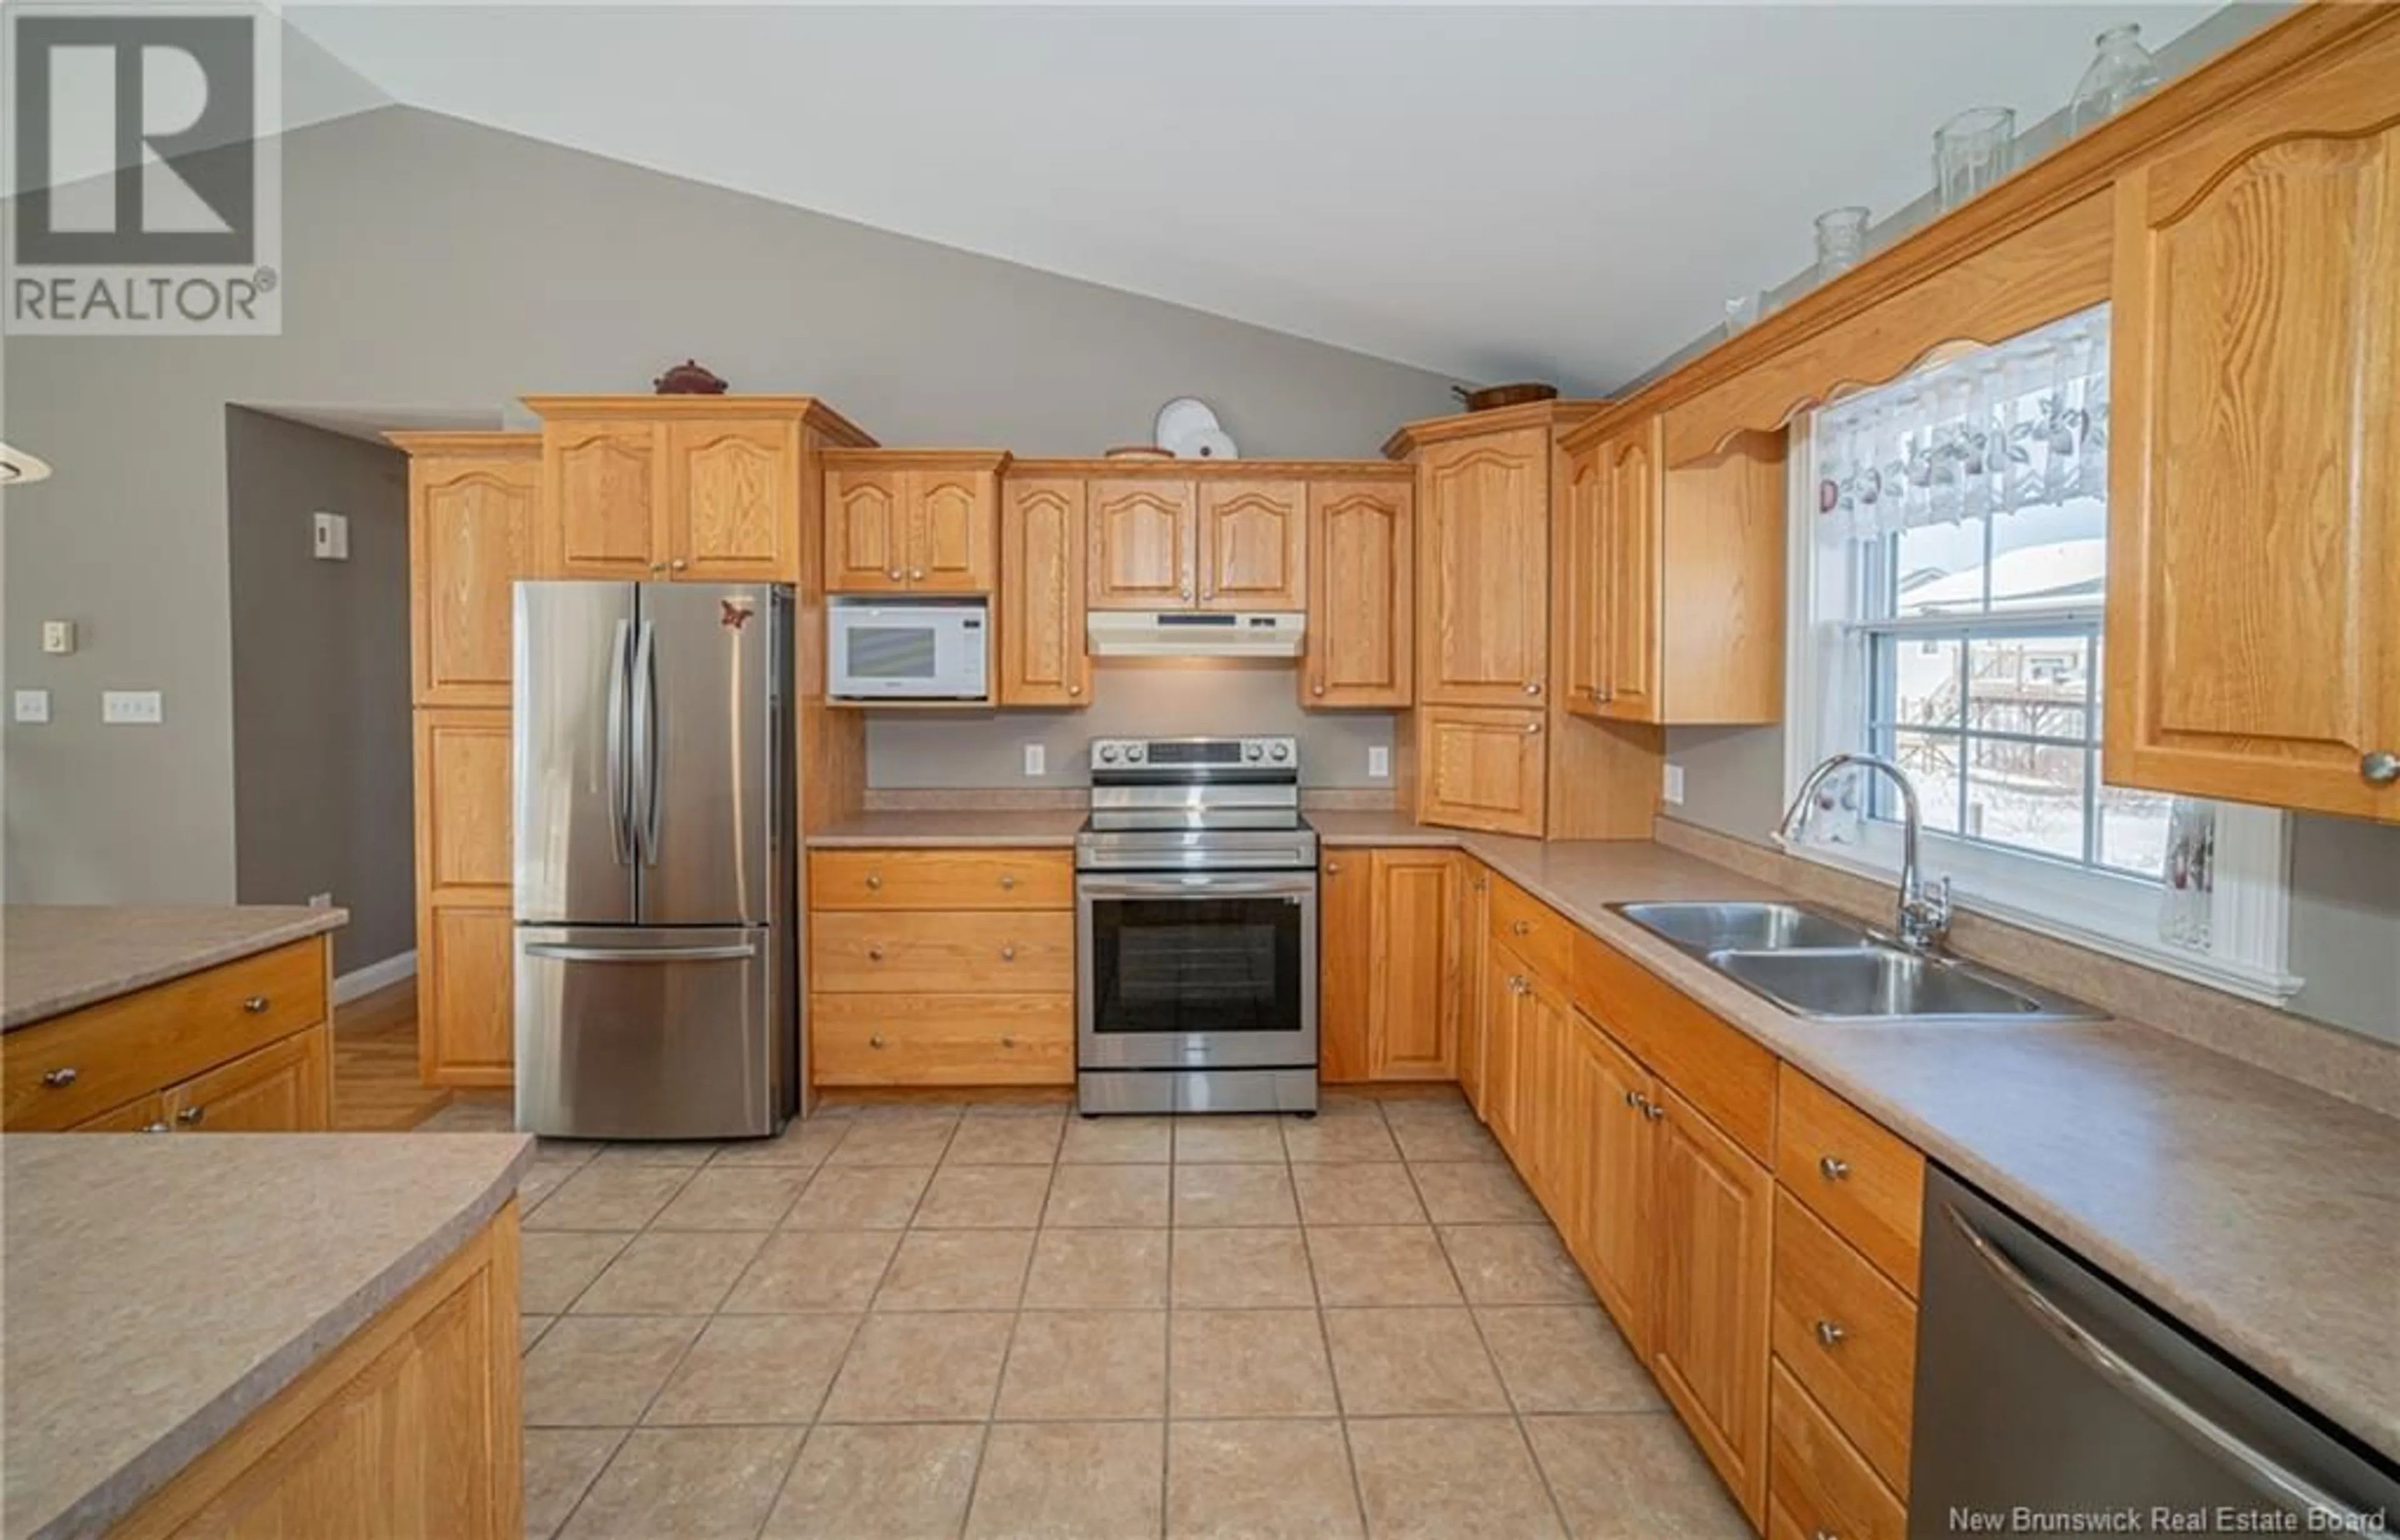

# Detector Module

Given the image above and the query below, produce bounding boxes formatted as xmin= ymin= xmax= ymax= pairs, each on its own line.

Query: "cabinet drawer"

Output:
xmin=812 ymin=911 xmax=1074 ymax=994
xmin=811 ymin=994 xmax=1073 ymax=1086
xmin=1771 ymin=1191 xmax=1917 ymax=1498
xmin=1571 ymin=929 xmax=1776 ymax=1161
xmin=1488 ymin=878 xmax=1574 ymax=987
xmin=3 ymin=940 xmax=327 ymax=1131
xmin=1767 ymin=1361 xmax=1906 ymax=1540
xmin=1775 ymin=1065 xmax=1925 ymax=1295
xmin=71 ymin=1092 xmax=169 ymax=1132
xmin=809 ymin=849 xmax=1072 ymax=911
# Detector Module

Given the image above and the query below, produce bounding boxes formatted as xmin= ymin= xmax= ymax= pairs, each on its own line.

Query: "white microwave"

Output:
xmin=828 ymin=599 xmax=990 ymax=700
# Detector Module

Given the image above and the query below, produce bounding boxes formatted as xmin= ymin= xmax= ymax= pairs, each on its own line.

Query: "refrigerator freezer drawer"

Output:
xmin=516 ymin=924 xmax=785 ymax=1140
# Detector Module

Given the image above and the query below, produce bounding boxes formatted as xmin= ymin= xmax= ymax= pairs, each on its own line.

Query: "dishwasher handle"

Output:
xmin=1940 ymin=1204 xmax=2375 ymax=1528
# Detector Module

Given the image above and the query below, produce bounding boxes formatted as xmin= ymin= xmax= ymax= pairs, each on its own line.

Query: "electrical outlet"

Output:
xmin=1368 ymin=745 xmax=1391 ymax=779
xmin=1662 ymin=762 xmax=1687 ymax=806
xmin=1022 ymin=743 xmax=1046 ymax=778
xmin=308 ymin=891 xmax=334 ymax=909
xmin=14 ymin=689 xmax=51 ymax=724
xmin=102 ymin=690 xmax=162 ymax=725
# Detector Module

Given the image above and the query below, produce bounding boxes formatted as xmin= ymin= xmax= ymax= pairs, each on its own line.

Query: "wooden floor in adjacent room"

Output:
xmin=331 ymin=979 xmax=476 ymax=1131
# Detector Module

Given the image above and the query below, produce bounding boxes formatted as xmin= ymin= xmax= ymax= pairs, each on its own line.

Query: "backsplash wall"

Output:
xmin=866 ymin=663 xmax=1394 ymax=789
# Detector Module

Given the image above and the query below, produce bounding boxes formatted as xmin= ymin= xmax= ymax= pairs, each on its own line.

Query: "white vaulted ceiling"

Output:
xmin=286 ymin=3 xmax=2220 ymax=391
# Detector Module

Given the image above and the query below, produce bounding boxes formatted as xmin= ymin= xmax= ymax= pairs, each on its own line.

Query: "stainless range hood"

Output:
xmin=1086 ymin=611 xmax=1305 ymax=659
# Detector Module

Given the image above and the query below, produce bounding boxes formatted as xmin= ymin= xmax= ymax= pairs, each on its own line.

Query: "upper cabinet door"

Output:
xmin=1304 ymin=479 xmax=1413 ymax=708
xmin=667 ymin=419 xmax=796 ymax=582
xmin=999 ymin=478 xmax=1091 ymax=708
xmin=2108 ymin=40 xmax=2400 ymax=822
xmin=1198 ymin=479 xmax=1306 ymax=610
xmin=1088 ymin=480 xmax=1196 ymax=609
xmin=906 ymin=467 xmax=998 ymax=592
xmin=1416 ymin=704 xmax=1546 ymax=837
xmin=1418 ymin=427 xmax=1550 ymax=707
xmin=824 ymin=466 xmax=911 ymax=594
xmin=1600 ymin=421 xmax=1664 ymax=722
xmin=1556 ymin=444 xmax=1609 ymax=721
xmin=542 ymin=421 xmax=666 ymax=579
xmin=410 ymin=444 xmax=536 ymax=708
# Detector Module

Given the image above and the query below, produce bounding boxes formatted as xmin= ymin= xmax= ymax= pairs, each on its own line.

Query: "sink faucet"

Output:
xmin=1775 ymin=752 xmax=1952 ymax=952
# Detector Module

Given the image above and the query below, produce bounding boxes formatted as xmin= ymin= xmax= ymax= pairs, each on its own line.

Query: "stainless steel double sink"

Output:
xmin=1609 ymin=901 xmax=2104 ymax=1024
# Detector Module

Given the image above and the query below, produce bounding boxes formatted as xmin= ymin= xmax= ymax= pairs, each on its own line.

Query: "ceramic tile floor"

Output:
xmin=426 ymin=1090 xmax=1749 ymax=1540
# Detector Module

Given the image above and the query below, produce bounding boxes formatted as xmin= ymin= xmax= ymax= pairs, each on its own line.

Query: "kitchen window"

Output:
xmin=1784 ymin=304 xmax=2299 ymax=1002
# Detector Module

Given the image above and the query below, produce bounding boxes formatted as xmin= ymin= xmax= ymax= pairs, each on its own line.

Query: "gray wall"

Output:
xmin=3 ymin=105 xmax=1458 ymax=904
xmin=1666 ymin=722 xmax=2400 ymax=1048
xmin=225 ymin=408 xmax=414 ymax=974
xmin=869 ymin=664 xmax=1392 ymax=790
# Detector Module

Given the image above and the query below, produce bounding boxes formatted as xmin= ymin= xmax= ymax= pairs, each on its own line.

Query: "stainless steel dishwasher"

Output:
xmin=1912 ymin=1167 xmax=2396 ymax=1538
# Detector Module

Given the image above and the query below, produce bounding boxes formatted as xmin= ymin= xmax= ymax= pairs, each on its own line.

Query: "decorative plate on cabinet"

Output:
xmin=1154 ymin=397 xmax=1222 ymax=456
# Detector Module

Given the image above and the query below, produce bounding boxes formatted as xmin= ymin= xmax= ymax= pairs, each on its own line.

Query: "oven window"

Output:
xmin=1088 ymin=896 xmax=1302 ymax=1036
xmin=846 ymin=626 xmax=937 ymax=679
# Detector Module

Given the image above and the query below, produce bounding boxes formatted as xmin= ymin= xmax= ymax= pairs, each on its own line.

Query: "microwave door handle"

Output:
xmin=631 ymin=619 xmax=659 ymax=866
xmin=1939 ymin=1205 xmax=2372 ymax=1528
xmin=606 ymin=618 xmax=633 ymax=865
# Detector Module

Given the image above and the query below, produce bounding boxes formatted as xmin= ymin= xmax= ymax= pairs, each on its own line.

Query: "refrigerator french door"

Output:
xmin=513 ymin=581 xmax=795 ymax=1139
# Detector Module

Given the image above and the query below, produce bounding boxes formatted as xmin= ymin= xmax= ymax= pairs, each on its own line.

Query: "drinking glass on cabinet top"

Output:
xmin=1935 ymin=107 xmax=2017 ymax=211
xmin=1724 ymin=294 xmax=1762 ymax=336
xmin=1814 ymin=207 xmax=1870 ymax=283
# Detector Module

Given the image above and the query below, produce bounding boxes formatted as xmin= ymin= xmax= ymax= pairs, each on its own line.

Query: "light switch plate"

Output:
xmin=1662 ymin=762 xmax=1687 ymax=805
xmin=1368 ymin=745 xmax=1391 ymax=779
xmin=311 ymin=511 xmax=350 ymax=561
xmin=41 ymin=621 xmax=75 ymax=655
xmin=102 ymin=690 xmax=162 ymax=724
xmin=14 ymin=689 xmax=50 ymax=724
xmin=1022 ymin=743 xmax=1046 ymax=778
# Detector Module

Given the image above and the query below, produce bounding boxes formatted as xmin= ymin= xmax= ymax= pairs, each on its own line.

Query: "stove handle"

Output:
xmin=1078 ymin=872 xmax=1316 ymax=900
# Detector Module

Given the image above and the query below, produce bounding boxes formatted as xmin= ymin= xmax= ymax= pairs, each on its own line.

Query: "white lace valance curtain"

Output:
xmin=1815 ymin=303 xmax=2111 ymax=542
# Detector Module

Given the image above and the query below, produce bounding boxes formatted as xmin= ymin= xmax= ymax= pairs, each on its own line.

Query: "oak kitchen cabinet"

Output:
xmin=526 ymin=396 xmax=873 ymax=583
xmin=1558 ymin=414 xmax=1786 ymax=726
xmin=2105 ymin=21 xmax=2400 ymax=824
xmin=824 ymin=450 xmax=1007 ymax=594
xmin=1319 ymin=847 xmax=1463 ymax=1083
xmin=413 ymin=708 xmax=516 ymax=1089
xmin=2 ymin=936 xmax=334 ymax=1134
xmin=999 ymin=475 xmax=1091 ymax=707
xmin=1412 ymin=705 xmax=1548 ymax=838
xmin=398 ymin=434 xmax=539 ymax=710
xmin=1318 ymin=851 xmax=1374 ymax=1084
xmin=1086 ymin=477 xmax=1308 ymax=611
xmin=1302 ymin=478 xmax=1412 ymax=708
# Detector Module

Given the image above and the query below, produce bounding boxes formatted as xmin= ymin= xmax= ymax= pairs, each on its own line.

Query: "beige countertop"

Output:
xmin=806 ymin=810 xmax=1086 ymax=848
xmin=2 ymin=905 xmax=348 ymax=1031
xmin=1 ymin=1133 xmax=534 ymax=1540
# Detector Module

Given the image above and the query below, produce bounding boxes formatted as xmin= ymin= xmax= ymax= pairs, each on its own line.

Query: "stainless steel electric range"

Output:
xmin=1074 ymin=736 xmax=1319 ymax=1116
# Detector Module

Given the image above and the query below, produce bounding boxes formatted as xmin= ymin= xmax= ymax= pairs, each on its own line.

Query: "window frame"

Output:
xmin=1782 ymin=411 xmax=2302 ymax=1006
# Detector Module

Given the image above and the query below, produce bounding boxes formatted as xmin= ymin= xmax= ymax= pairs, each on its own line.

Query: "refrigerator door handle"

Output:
xmin=605 ymin=618 xmax=634 ymax=866
xmin=630 ymin=618 xmax=659 ymax=867
xmin=523 ymin=940 xmax=759 ymax=964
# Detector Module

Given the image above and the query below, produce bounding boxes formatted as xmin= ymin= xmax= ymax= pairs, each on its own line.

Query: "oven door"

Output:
xmin=1078 ymin=869 xmax=1318 ymax=1071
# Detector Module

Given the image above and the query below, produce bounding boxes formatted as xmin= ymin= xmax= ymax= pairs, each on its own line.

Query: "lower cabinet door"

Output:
xmin=162 ymin=1029 xmax=331 ymax=1132
xmin=1318 ymin=853 xmax=1374 ymax=1084
xmin=1576 ymin=1018 xmax=1656 ymax=1359
xmin=1456 ymin=866 xmax=1491 ymax=1116
xmin=1649 ymin=1083 xmax=1774 ymax=1528
xmin=1366 ymin=850 xmax=1461 ymax=1079
xmin=1481 ymin=938 xmax=1527 ymax=1154
xmin=1416 ymin=706 xmax=1547 ymax=836
xmin=71 ymin=1092 xmax=169 ymax=1132
xmin=421 ymin=906 xmax=516 ymax=1088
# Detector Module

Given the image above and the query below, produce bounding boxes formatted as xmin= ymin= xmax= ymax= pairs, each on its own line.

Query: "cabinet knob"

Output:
xmin=1001 ymin=1035 xmax=1016 ymax=1049
xmin=1641 ymin=1099 xmax=1664 ymax=1122
xmin=1001 ymin=946 xmax=1017 ymax=962
xmin=1524 ymin=681 xmax=1542 ymax=696
xmin=242 ymin=994 xmax=269 ymax=1014
xmin=671 ymin=558 xmax=688 ymax=571
xmin=1622 ymin=1089 xmax=1639 ymax=1108
xmin=1814 ymin=1319 xmax=1848 ymax=1348
xmin=999 ymin=873 xmax=1016 ymax=891
xmin=869 ymin=1034 xmax=886 ymax=1049
xmin=1068 ymin=684 xmax=1082 ymax=697
xmin=141 ymin=1121 xmax=172 ymax=1134
xmin=886 ymin=568 xmax=903 ymax=581
xmin=1818 ymin=1154 xmax=1851 ymax=1181
xmin=1524 ymin=721 xmax=1542 ymax=736
xmin=177 ymin=1106 xmax=207 ymax=1126
xmin=41 ymin=1067 xmax=78 ymax=1088
xmin=910 ymin=568 xmax=926 ymax=581
xmin=1311 ymin=682 xmax=1326 ymax=697
xmin=1325 ymin=861 xmax=1341 ymax=876
xmin=1811 ymin=1531 xmax=1841 ymax=1540
xmin=650 ymin=562 xmax=666 ymax=574
xmin=2364 ymin=751 xmax=2399 ymax=786
xmin=1179 ymin=584 xmax=1193 ymax=600
xmin=868 ymin=946 xmax=885 ymax=962
xmin=1471 ymin=876 xmax=1487 ymax=892
xmin=1510 ymin=919 xmax=1530 ymax=937
xmin=866 ymin=872 xmax=882 ymax=891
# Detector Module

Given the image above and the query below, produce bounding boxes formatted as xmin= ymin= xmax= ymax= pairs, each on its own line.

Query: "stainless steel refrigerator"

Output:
xmin=512 ymin=581 xmax=796 ymax=1140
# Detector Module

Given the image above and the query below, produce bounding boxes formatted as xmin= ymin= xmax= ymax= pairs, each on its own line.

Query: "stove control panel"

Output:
xmin=1088 ymin=736 xmax=1299 ymax=771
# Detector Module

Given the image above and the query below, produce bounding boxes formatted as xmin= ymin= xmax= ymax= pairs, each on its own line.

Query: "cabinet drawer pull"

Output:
xmin=869 ymin=1034 xmax=886 ymax=1049
xmin=1814 ymin=1319 xmax=1848 ymax=1348
xmin=242 ymin=994 xmax=269 ymax=1013
xmin=1000 ymin=946 xmax=1017 ymax=962
xmin=865 ymin=872 xmax=882 ymax=891
xmin=1818 ymin=1154 xmax=1851 ymax=1181
xmin=867 ymin=946 xmax=886 ymax=962
xmin=2364 ymin=750 xmax=2399 ymax=786
xmin=999 ymin=873 xmax=1017 ymax=891
xmin=1001 ymin=1035 xmax=1016 ymax=1049
xmin=1523 ymin=681 xmax=1541 ymax=695
xmin=177 ymin=1106 xmax=207 ymax=1127
xmin=1509 ymin=919 xmax=1531 ymax=936
xmin=1311 ymin=681 xmax=1326 ymax=697
xmin=141 ymin=1121 xmax=172 ymax=1134
xmin=1641 ymin=1098 xmax=1664 ymax=1122
xmin=41 ymin=1067 xmax=78 ymax=1088
xmin=886 ymin=568 xmax=902 ymax=581
xmin=671 ymin=558 xmax=688 ymax=572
